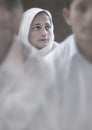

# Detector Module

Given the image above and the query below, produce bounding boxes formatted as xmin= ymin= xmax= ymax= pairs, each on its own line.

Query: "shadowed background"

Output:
xmin=23 ymin=0 xmax=72 ymax=43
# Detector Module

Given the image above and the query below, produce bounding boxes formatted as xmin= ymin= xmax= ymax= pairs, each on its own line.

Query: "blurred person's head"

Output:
xmin=0 ymin=0 xmax=23 ymax=64
xmin=63 ymin=0 xmax=73 ymax=9
xmin=18 ymin=8 xmax=54 ymax=50
xmin=63 ymin=0 xmax=92 ymax=44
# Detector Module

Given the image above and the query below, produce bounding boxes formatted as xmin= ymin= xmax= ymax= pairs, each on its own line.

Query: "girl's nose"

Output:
xmin=41 ymin=27 xmax=47 ymax=35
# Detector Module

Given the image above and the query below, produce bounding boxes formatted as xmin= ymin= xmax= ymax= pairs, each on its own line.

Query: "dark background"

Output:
xmin=22 ymin=0 xmax=72 ymax=43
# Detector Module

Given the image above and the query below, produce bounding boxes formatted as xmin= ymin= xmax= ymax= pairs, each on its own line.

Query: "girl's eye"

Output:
xmin=32 ymin=25 xmax=51 ymax=31
xmin=33 ymin=26 xmax=41 ymax=30
xmin=45 ymin=25 xmax=51 ymax=31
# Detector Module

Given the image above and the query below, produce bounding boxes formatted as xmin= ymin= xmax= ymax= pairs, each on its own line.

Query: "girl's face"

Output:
xmin=28 ymin=12 xmax=52 ymax=49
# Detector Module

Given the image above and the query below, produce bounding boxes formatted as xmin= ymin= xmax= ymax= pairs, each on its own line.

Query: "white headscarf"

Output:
xmin=18 ymin=7 xmax=55 ymax=56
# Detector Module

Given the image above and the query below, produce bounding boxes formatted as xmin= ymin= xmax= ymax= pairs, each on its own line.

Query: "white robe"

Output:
xmin=0 ymin=36 xmax=55 ymax=129
xmin=44 ymin=34 xmax=92 ymax=130
xmin=2 ymin=34 xmax=92 ymax=130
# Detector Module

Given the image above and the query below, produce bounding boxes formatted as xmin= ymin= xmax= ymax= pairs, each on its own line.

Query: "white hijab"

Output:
xmin=18 ymin=7 xmax=55 ymax=56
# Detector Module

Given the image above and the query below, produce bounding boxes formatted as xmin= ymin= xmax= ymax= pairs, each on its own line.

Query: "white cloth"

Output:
xmin=3 ymin=34 xmax=92 ymax=130
xmin=44 ymin=34 xmax=92 ymax=130
xmin=0 ymin=36 xmax=55 ymax=129
xmin=18 ymin=8 xmax=59 ymax=56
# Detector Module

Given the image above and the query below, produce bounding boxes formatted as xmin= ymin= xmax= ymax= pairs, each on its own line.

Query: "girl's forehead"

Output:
xmin=30 ymin=14 xmax=51 ymax=27
xmin=35 ymin=12 xmax=51 ymax=20
xmin=33 ymin=12 xmax=51 ymax=24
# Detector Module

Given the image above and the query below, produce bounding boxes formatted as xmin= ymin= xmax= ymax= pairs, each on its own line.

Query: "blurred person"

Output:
xmin=0 ymin=0 xmax=23 ymax=64
xmin=0 ymin=55 xmax=55 ymax=130
xmin=18 ymin=7 xmax=59 ymax=57
xmin=43 ymin=0 xmax=92 ymax=130
xmin=0 ymin=0 xmax=24 ymax=90
xmin=0 ymin=0 xmax=56 ymax=129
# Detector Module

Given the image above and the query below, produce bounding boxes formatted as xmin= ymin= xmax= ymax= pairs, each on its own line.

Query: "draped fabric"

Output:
xmin=0 ymin=35 xmax=56 ymax=130
xmin=18 ymin=8 xmax=59 ymax=56
xmin=44 ymin=34 xmax=92 ymax=130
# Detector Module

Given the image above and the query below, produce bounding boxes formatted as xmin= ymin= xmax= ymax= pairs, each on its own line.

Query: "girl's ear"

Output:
xmin=63 ymin=8 xmax=71 ymax=26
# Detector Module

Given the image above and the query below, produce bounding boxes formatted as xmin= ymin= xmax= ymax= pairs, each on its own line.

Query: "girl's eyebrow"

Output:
xmin=33 ymin=23 xmax=41 ymax=26
xmin=33 ymin=23 xmax=51 ymax=26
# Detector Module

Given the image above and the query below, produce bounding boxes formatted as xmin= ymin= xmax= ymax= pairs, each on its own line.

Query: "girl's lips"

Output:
xmin=39 ymin=39 xmax=49 ymax=41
